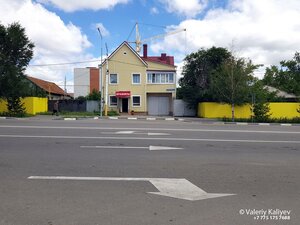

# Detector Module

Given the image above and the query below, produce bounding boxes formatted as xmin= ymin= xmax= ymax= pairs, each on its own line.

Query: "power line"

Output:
xmin=139 ymin=22 xmax=167 ymax=29
xmin=28 ymin=59 xmax=101 ymax=67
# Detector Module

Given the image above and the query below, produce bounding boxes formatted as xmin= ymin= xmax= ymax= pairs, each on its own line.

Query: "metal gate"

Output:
xmin=147 ymin=96 xmax=169 ymax=116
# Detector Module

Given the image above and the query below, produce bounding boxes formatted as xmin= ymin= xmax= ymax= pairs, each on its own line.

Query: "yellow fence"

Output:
xmin=198 ymin=102 xmax=300 ymax=119
xmin=0 ymin=97 xmax=48 ymax=115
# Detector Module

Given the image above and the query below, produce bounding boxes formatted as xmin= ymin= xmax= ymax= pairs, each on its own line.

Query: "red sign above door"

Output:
xmin=115 ymin=91 xmax=131 ymax=98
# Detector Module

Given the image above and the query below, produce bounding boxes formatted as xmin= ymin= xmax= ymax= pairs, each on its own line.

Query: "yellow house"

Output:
xmin=101 ymin=42 xmax=176 ymax=116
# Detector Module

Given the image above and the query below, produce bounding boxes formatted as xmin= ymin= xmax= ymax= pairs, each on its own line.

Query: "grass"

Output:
xmin=37 ymin=110 xmax=120 ymax=117
xmin=222 ymin=117 xmax=300 ymax=124
xmin=0 ymin=112 xmax=33 ymax=117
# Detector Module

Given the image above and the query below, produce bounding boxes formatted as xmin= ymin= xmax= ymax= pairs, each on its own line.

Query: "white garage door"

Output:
xmin=148 ymin=96 xmax=169 ymax=116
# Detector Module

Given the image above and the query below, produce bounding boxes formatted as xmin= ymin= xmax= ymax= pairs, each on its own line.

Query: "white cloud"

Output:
xmin=36 ymin=0 xmax=130 ymax=12
xmin=0 ymin=0 xmax=95 ymax=92
xmin=151 ymin=0 xmax=300 ymax=78
xmin=150 ymin=7 xmax=159 ymax=15
xmin=159 ymin=0 xmax=207 ymax=18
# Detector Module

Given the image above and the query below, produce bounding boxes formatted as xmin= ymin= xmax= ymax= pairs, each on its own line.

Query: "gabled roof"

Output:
xmin=26 ymin=76 xmax=67 ymax=96
xmin=264 ymin=85 xmax=297 ymax=98
xmin=103 ymin=41 xmax=148 ymax=67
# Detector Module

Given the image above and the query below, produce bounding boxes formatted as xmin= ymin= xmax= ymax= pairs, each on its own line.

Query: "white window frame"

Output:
xmin=109 ymin=73 xmax=118 ymax=84
xmin=132 ymin=95 xmax=141 ymax=107
xmin=109 ymin=95 xmax=118 ymax=107
xmin=147 ymin=72 xmax=175 ymax=84
xmin=132 ymin=73 xmax=141 ymax=85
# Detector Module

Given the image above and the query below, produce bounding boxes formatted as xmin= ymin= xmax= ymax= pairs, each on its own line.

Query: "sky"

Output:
xmin=1 ymin=0 xmax=300 ymax=92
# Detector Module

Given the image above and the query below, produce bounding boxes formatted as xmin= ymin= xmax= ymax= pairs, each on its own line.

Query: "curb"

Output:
xmin=1 ymin=116 xmax=299 ymax=126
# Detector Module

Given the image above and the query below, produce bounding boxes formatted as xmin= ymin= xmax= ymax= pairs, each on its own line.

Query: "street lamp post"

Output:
xmin=97 ymin=28 xmax=103 ymax=117
xmin=104 ymin=43 xmax=109 ymax=116
xmin=248 ymin=81 xmax=255 ymax=123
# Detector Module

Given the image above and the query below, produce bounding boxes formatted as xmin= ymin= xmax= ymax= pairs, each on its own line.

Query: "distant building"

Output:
xmin=73 ymin=67 xmax=99 ymax=98
xmin=26 ymin=76 xmax=71 ymax=100
xmin=264 ymin=85 xmax=298 ymax=101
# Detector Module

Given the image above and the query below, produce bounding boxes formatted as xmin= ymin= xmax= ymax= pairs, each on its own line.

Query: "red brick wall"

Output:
xmin=89 ymin=68 xmax=99 ymax=93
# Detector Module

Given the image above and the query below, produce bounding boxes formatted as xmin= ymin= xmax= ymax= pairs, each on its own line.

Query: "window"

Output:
xmin=168 ymin=73 xmax=174 ymax=83
xmin=132 ymin=74 xmax=141 ymax=84
xmin=109 ymin=74 xmax=118 ymax=84
xmin=132 ymin=96 xmax=141 ymax=107
xmin=147 ymin=72 xmax=175 ymax=84
xmin=109 ymin=96 xmax=117 ymax=106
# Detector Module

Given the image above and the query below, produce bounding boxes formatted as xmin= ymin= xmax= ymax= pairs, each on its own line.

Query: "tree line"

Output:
xmin=177 ymin=47 xmax=300 ymax=121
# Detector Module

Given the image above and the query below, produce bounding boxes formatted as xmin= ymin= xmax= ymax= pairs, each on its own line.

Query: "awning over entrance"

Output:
xmin=116 ymin=91 xmax=131 ymax=98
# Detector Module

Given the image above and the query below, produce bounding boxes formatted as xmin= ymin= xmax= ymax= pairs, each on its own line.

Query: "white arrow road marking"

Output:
xmin=101 ymin=131 xmax=170 ymax=136
xmin=27 ymin=176 xmax=235 ymax=201
xmin=149 ymin=146 xmax=183 ymax=151
xmin=80 ymin=145 xmax=183 ymax=151
xmin=115 ymin=131 xmax=135 ymax=134
xmin=148 ymin=178 xmax=235 ymax=201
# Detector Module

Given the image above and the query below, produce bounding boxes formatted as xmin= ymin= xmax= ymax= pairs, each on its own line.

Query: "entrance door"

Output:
xmin=122 ymin=98 xmax=128 ymax=113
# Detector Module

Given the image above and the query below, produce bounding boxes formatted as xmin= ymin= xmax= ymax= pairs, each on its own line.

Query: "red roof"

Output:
xmin=141 ymin=44 xmax=175 ymax=66
xmin=142 ymin=56 xmax=175 ymax=66
xmin=26 ymin=76 xmax=67 ymax=95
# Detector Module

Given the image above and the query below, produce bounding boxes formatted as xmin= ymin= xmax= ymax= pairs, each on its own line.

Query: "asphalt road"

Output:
xmin=0 ymin=118 xmax=299 ymax=225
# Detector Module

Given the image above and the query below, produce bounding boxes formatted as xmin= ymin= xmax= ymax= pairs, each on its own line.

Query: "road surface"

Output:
xmin=0 ymin=118 xmax=299 ymax=225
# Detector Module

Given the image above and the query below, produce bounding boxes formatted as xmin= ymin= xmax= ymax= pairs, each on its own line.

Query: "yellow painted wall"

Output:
xmin=0 ymin=97 xmax=48 ymax=115
xmin=268 ymin=103 xmax=299 ymax=118
xmin=0 ymin=99 xmax=8 ymax=113
xmin=198 ymin=102 xmax=252 ymax=118
xmin=103 ymin=44 xmax=147 ymax=112
xmin=198 ymin=102 xmax=300 ymax=119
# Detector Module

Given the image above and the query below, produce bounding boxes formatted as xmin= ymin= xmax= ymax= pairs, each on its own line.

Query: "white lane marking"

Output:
xmin=147 ymin=133 xmax=170 ymax=136
xmin=80 ymin=145 xmax=183 ymax=151
xmin=81 ymin=146 xmax=148 ymax=149
xmin=115 ymin=131 xmax=135 ymax=134
xmin=27 ymin=176 xmax=235 ymax=201
xmin=1 ymin=134 xmax=300 ymax=144
xmin=101 ymin=131 xmax=170 ymax=136
xmin=1 ymin=125 xmax=299 ymax=134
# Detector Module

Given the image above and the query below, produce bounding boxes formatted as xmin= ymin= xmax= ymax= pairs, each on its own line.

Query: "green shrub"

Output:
xmin=252 ymin=102 xmax=271 ymax=122
xmin=107 ymin=110 xmax=119 ymax=116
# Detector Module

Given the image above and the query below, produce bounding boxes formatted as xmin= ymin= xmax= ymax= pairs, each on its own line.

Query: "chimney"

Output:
xmin=161 ymin=53 xmax=167 ymax=61
xmin=143 ymin=44 xmax=148 ymax=58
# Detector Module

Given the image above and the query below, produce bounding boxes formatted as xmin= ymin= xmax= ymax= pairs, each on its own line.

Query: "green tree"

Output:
xmin=250 ymin=80 xmax=272 ymax=122
xmin=86 ymin=89 xmax=101 ymax=100
xmin=0 ymin=22 xmax=34 ymax=116
xmin=179 ymin=47 xmax=231 ymax=108
xmin=263 ymin=52 xmax=300 ymax=96
xmin=211 ymin=56 xmax=259 ymax=121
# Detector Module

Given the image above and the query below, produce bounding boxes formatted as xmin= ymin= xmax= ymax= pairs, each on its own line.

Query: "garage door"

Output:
xmin=148 ymin=96 xmax=169 ymax=116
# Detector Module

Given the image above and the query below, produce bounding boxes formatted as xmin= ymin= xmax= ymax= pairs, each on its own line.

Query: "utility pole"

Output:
xmin=97 ymin=27 xmax=103 ymax=117
xmin=64 ymin=75 xmax=67 ymax=99
xmin=104 ymin=43 xmax=109 ymax=116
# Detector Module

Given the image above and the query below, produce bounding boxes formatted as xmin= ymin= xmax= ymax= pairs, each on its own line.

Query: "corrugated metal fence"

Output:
xmin=48 ymin=100 xmax=99 ymax=112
